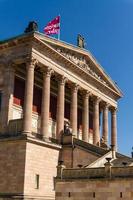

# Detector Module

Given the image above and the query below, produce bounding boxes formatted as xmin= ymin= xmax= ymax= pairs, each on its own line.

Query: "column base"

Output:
xmin=22 ymin=131 xmax=32 ymax=137
xmin=43 ymin=136 xmax=51 ymax=143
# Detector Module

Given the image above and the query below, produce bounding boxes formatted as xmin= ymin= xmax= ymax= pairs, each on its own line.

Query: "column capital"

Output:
xmin=42 ymin=67 xmax=54 ymax=77
xmin=110 ymin=106 xmax=117 ymax=113
xmin=103 ymin=102 xmax=110 ymax=109
xmin=82 ymin=90 xmax=91 ymax=98
xmin=57 ymin=75 xmax=68 ymax=85
xmin=93 ymin=96 xmax=101 ymax=104
xmin=71 ymin=83 xmax=79 ymax=92
xmin=26 ymin=57 xmax=38 ymax=69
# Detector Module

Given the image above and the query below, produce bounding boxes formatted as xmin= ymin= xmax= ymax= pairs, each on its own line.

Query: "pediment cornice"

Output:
xmin=0 ymin=32 xmax=123 ymax=100
xmin=33 ymin=34 xmax=122 ymax=98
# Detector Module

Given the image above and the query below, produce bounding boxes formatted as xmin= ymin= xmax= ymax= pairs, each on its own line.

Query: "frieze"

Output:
xmin=56 ymin=48 xmax=108 ymax=86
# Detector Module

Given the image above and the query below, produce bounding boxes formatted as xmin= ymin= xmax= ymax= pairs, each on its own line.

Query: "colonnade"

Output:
xmin=22 ymin=59 xmax=117 ymax=149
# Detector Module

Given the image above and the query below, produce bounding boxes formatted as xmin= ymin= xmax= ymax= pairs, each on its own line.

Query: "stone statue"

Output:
xmin=100 ymin=136 xmax=108 ymax=149
xmin=64 ymin=122 xmax=71 ymax=135
xmin=24 ymin=21 xmax=38 ymax=33
xmin=77 ymin=34 xmax=85 ymax=48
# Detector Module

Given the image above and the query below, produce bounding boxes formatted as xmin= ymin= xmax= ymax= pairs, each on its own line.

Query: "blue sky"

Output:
xmin=0 ymin=0 xmax=133 ymax=156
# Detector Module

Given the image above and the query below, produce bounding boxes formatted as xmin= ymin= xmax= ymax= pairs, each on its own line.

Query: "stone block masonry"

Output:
xmin=55 ymin=166 xmax=133 ymax=200
xmin=0 ymin=136 xmax=60 ymax=200
xmin=0 ymin=137 xmax=26 ymax=194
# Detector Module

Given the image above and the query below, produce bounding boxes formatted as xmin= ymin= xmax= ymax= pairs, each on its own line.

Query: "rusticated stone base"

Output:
xmin=0 ymin=135 xmax=61 ymax=200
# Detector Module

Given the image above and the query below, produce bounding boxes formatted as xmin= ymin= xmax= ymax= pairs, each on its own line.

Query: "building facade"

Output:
xmin=0 ymin=28 xmax=132 ymax=200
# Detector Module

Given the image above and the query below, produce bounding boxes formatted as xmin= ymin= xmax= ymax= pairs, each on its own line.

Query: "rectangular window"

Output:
xmin=68 ymin=192 xmax=71 ymax=198
xmin=120 ymin=192 xmax=123 ymax=198
xmin=35 ymin=174 xmax=39 ymax=189
xmin=93 ymin=192 xmax=95 ymax=198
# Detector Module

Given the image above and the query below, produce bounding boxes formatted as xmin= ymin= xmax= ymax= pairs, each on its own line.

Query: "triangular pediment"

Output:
xmin=0 ymin=32 xmax=123 ymax=99
xmin=34 ymin=32 xmax=122 ymax=98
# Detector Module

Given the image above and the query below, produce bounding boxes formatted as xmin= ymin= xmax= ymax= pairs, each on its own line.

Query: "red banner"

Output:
xmin=44 ymin=16 xmax=60 ymax=35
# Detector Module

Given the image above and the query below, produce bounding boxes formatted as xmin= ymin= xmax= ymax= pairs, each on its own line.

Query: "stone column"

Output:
xmin=56 ymin=76 xmax=66 ymax=140
xmin=102 ymin=103 xmax=109 ymax=145
xmin=23 ymin=58 xmax=36 ymax=135
xmin=1 ymin=62 xmax=15 ymax=133
xmin=70 ymin=83 xmax=78 ymax=137
xmin=41 ymin=68 xmax=53 ymax=141
xmin=111 ymin=107 xmax=117 ymax=151
xmin=93 ymin=96 xmax=100 ymax=146
xmin=82 ymin=91 xmax=89 ymax=142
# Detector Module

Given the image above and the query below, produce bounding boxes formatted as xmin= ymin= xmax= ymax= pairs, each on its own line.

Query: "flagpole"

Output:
xmin=58 ymin=28 xmax=60 ymax=40
xmin=58 ymin=14 xmax=61 ymax=40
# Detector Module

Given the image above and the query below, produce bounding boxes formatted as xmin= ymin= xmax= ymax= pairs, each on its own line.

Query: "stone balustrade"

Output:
xmin=62 ymin=168 xmax=105 ymax=179
xmin=111 ymin=166 xmax=133 ymax=178
xmin=57 ymin=166 xmax=133 ymax=180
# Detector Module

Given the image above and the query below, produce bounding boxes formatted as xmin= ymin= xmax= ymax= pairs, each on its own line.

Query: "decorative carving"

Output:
xmin=82 ymin=90 xmax=90 ymax=98
xmin=26 ymin=57 xmax=38 ymax=69
xmin=56 ymin=75 xmax=68 ymax=85
xmin=103 ymin=102 xmax=110 ymax=109
xmin=71 ymin=83 xmax=79 ymax=92
xmin=42 ymin=67 xmax=54 ymax=77
xmin=110 ymin=106 xmax=117 ymax=114
xmin=93 ymin=96 xmax=101 ymax=104
xmin=56 ymin=48 xmax=108 ymax=86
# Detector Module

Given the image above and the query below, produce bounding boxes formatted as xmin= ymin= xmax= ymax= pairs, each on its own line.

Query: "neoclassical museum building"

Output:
xmin=0 ymin=24 xmax=133 ymax=200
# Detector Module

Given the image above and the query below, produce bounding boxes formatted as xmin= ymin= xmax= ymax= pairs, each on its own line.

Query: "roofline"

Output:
xmin=0 ymin=31 xmax=33 ymax=44
xmin=0 ymin=31 xmax=123 ymax=97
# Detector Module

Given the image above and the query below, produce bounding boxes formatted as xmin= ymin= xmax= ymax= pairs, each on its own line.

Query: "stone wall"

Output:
xmin=0 ymin=138 xmax=26 ymax=194
xmin=0 ymin=136 xmax=60 ymax=200
xmin=23 ymin=139 xmax=60 ymax=200
xmin=55 ymin=166 xmax=133 ymax=200
xmin=73 ymin=147 xmax=99 ymax=167
xmin=61 ymin=135 xmax=100 ymax=168
xmin=55 ymin=178 xmax=133 ymax=200
xmin=62 ymin=147 xmax=99 ymax=168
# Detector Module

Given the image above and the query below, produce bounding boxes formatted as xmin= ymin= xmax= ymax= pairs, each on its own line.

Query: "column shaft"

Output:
xmin=111 ymin=108 xmax=117 ymax=151
xmin=23 ymin=59 xmax=36 ymax=134
xmin=102 ymin=103 xmax=109 ymax=145
xmin=41 ymin=68 xmax=52 ymax=140
xmin=56 ymin=77 xmax=66 ymax=139
xmin=82 ymin=92 xmax=89 ymax=142
xmin=70 ymin=84 xmax=78 ymax=137
xmin=93 ymin=97 xmax=100 ymax=146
